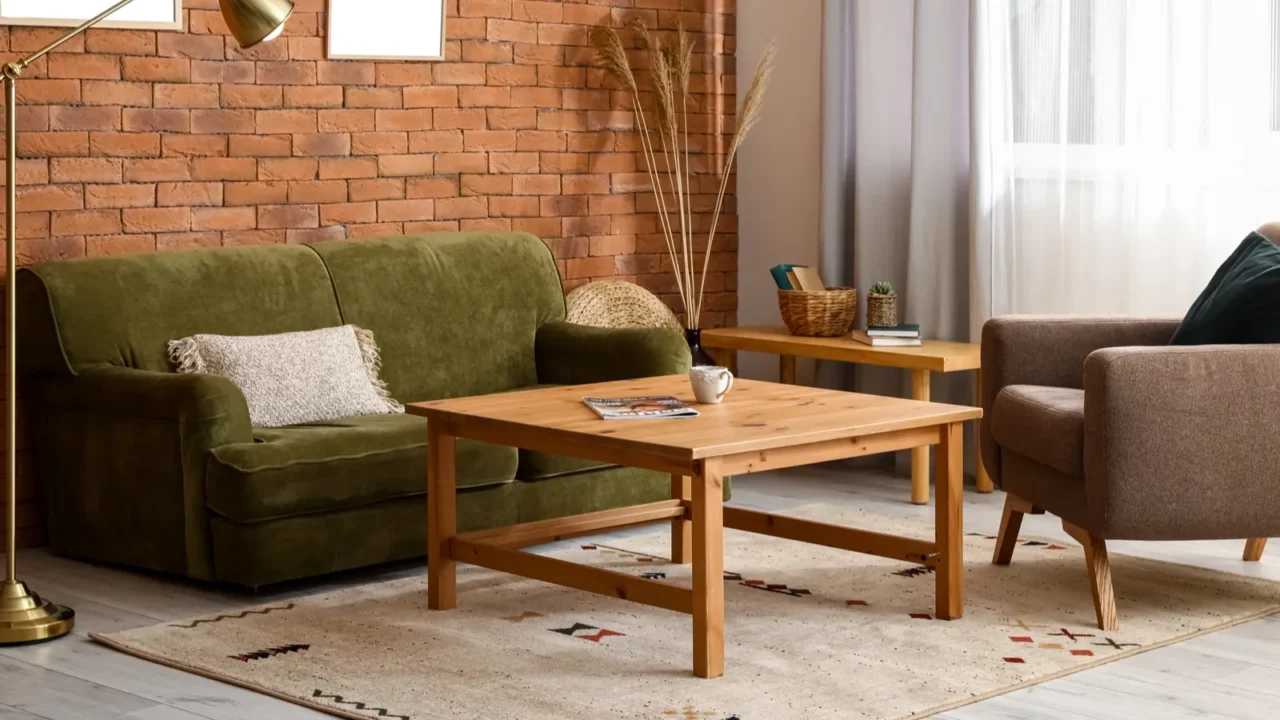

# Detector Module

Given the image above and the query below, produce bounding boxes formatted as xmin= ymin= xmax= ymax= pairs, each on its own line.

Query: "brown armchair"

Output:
xmin=981 ymin=313 xmax=1280 ymax=630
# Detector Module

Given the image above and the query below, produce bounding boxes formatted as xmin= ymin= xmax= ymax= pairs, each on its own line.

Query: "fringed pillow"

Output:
xmin=168 ymin=325 xmax=404 ymax=428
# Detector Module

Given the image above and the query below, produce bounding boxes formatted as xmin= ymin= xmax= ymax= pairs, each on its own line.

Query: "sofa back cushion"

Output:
xmin=310 ymin=232 xmax=565 ymax=402
xmin=18 ymin=245 xmax=342 ymax=375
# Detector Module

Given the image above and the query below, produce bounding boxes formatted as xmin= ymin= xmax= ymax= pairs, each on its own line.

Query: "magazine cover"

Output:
xmin=582 ymin=395 xmax=700 ymax=420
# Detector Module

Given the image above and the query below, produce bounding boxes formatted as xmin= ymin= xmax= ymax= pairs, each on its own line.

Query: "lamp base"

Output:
xmin=0 ymin=580 xmax=74 ymax=645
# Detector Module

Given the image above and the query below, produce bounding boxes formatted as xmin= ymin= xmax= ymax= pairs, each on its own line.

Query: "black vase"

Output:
xmin=684 ymin=328 xmax=717 ymax=367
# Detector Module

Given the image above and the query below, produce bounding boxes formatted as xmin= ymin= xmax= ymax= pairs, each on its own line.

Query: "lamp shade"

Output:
xmin=219 ymin=0 xmax=295 ymax=48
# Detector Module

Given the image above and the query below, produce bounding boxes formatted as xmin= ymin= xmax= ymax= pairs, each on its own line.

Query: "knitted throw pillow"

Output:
xmin=167 ymin=325 xmax=404 ymax=428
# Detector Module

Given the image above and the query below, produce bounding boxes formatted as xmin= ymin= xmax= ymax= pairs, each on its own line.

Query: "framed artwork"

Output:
xmin=327 ymin=0 xmax=445 ymax=61
xmin=0 ymin=0 xmax=183 ymax=30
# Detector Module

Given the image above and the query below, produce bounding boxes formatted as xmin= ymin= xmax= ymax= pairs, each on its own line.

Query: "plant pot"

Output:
xmin=684 ymin=328 xmax=717 ymax=367
xmin=866 ymin=293 xmax=898 ymax=328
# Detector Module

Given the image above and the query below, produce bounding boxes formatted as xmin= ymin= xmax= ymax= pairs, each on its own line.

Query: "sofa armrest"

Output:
xmin=34 ymin=366 xmax=252 ymax=579
xmin=535 ymin=321 xmax=691 ymax=385
xmin=1083 ymin=345 xmax=1280 ymax=539
xmin=981 ymin=316 xmax=1179 ymax=485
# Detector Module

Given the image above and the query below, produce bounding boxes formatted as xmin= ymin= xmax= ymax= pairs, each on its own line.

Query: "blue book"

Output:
xmin=769 ymin=264 xmax=808 ymax=290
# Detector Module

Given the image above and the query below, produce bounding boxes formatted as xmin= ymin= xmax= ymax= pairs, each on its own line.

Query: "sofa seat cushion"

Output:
xmin=206 ymin=413 xmax=517 ymax=523
xmin=991 ymin=384 xmax=1085 ymax=479
xmin=506 ymin=384 xmax=616 ymax=479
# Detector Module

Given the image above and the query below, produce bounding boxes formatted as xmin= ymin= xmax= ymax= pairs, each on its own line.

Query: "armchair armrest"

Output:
xmin=34 ymin=365 xmax=252 ymax=579
xmin=981 ymin=316 xmax=1179 ymax=484
xmin=535 ymin=321 xmax=691 ymax=385
xmin=1083 ymin=345 xmax=1280 ymax=539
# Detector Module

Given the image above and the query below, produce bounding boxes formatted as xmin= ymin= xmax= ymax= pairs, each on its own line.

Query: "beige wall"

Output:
xmin=735 ymin=0 xmax=824 ymax=381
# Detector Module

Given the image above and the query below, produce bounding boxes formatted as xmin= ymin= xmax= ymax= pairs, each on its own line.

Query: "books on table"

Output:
xmin=583 ymin=395 xmax=699 ymax=420
xmin=866 ymin=323 xmax=920 ymax=338
xmin=850 ymin=330 xmax=923 ymax=347
xmin=769 ymin=264 xmax=826 ymax=291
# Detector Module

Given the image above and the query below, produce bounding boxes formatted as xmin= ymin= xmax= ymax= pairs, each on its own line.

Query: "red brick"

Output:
xmin=375 ymin=64 xmax=432 ymax=86
xmin=344 ymin=87 xmax=402 ymax=109
xmin=433 ymin=108 xmax=486 ymax=130
xmin=489 ymin=196 xmax=540 ymax=217
xmin=287 ymin=227 xmax=346 ymax=244
xmin=434 ymin=152 xmax=488 ymax=173
xmin=293 ymin=133 xmax=351 ymax=156
xmin=158 ymin=34 xmax=224 ymax=60
xmin=145 ymin=136 xmax=216 ymax=161
xmin=17 ymin=185 xmax=83 ymax=212
xmin=87 ymin=233 xmax=157 ymax=257
xmin=376 ymin=154 xmax=434 ymax=177
xmin=123 ymin=158 xmax=191 ymax=182
xmin=408 ymin=130 xmax=464 ymax=153
xmin=191 ymin=157 xmax=257 ymax=181
xmin=191 ymin=206 xmax=255 ymax=231
xmin=461 ymin=174 xmax=513 ymax=195
xmin=85 ymin=183 xmax=155 ymax=208
xmin=224 ymin=35 xmax=288 ymax=62
xmin=18 ymin=132 xmax=89 ymax=158
xmin=538 ymin=23 xmax=589 ymax=46
xmin=121 ymin=206 xmax=192 ymax=233
xmin=259 ymin=158 xmax=319 ymax=180
xmin=121 ymin=57 xmax=190 ymax=83
xmin=319 ymin=201 xmax=377 ymax=225
xmin=48 ymin=55 xmax=120 ymax=80
xmin=317 ymin=61 xmax=375 ymax=85
xmin=375 ymin=109 xmax=433 ymax=132
xmin=513 ymin=1 xmax=563 ymax=22
xmin=318 ymin=109 xmax=376 ymax=132
xmin=258 ymin=61 xmax=317 ymax=85
xmin=346 ymin=222 xmax=402 ymax=238
xmin=81 ymin=81 xmax=152 ymax=107
xmin=351 ymin=132 xmax=408 ymax=155
xmin=154 ymin=84 xmax=219 ymax=108
xmin=190 ymin=109 xmax=254 ymax=134
xmin=403 ymin=87 xmax=458 ymax=108
xmin=461 ymin=218 xmax=511 ymax=232
xmin=540 ymin=152 xmax=589 ymax=173
xmin=461 ymin=40 xmax=513 ymax=63
xmin=488 ymin=19 xmax=538 ymax=43
xmin=52 ymin=209 xmax=121 ymax=236
xmin=512 ymin=174 xmax=560 ymax=195
xmin=488 ymin=108 xmax=538 ymax=130
xmin=156 ymin=231 xmax=222 ymax=251
xmin=377 ymin=199 xmax=434 ymax=222
xmin=464 ymin=130 xmax=517 ymax=151
xmin=513 ymin=43 xmax=561 ymax=65
xmin=565 ymin=256 xmax=615 ymax=278
xmin=288 ymin=180 xmax=348 ymax=204
xmin=487 ymin=65 xmax=539 ymax=87
xmin=49 ymin=107 xmax=120 ymax=131
xmin=407 ymin=177 xmax=459 ymax=199
xmin=433 ymin=63 xmax=487 ymax=85
xmin=157 ymin=182 xmax=223 ymax=206
xmin=319 ymin=157 xmax=378 ymax=179
xmin=460 ymin=0 xmax=512 ymax=17
xmin=223 ymin=229 xmax=286 ymax=245
xmin=16 ymin=80 xmax=81 ymax=105
xmin=84 ymin=29 xmax=156 ymax=56
xmin=435 ymin=196 xmax=488 ymax=220
xmin=489 ymin=152 xmax=539 ymax=173
xmin=229 ymin=135 xmax=293 ymax=157
xmin=189 ymin=9 xmax=232 ymax=35
xmin=515 ymin=130 xmax=565 ymax=152
xmin=512 ymin=217 xmax=560 ymax=237
xmin=50 ymin=158 xmax=122 ymax=183
xmin=459 ymin=86 xmax=510 ymax=107
xmin=563 ymin=174 xmax=610 ymax=194
xmin=562 ymin=4 xmax=611 ymax=25
xmin=349 ymin=178 xmax=405 ymax=202
xmin=221 ymin=84 xmax=283 ymax=108
xmin=224 ymin=181 xmax=289 ymax=206
xmin=122 ymin=109 xmax=188 ymax=132
xmin=258 ymin=204 xmax=319 ymax=229
xmin=509 ymin=87 xmax=560 ymax=107
xmin=256 ymin=110 xmax=318 ymax=134
xmin=191 ymin=60 xmax=254 ymax=83
xmin=284 ymin=85 xmax=344 ymax=108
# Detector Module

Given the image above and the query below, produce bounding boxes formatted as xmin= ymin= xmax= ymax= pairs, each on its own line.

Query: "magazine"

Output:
xmin=583 ymin=395 xmax=700 ymax=420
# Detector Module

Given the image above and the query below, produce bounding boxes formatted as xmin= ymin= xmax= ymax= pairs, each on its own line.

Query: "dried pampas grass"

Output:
xmin=591 ymin=21 xmax=774 ymax=329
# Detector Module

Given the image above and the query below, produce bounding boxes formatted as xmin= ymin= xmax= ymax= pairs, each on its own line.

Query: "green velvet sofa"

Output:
xmin=17 ymin=232 xmax=696 ymax=589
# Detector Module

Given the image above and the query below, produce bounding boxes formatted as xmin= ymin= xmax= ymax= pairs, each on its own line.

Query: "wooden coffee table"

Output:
xmin=407 ymin=376 xmax=981 ymax=678
xmin=700 ymin=326 xmax=991 ymax=504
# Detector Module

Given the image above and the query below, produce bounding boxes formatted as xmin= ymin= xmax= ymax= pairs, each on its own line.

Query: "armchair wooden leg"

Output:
xmin=1063 ymin=521 xmax=1118 ymax=632
xmin=993 ymin=493 xmax=1042 ymax=566
xmin=1244 ymin=538 xmax=1268 ymax=562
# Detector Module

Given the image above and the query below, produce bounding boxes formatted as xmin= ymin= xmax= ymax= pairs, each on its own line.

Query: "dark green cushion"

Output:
xmin=206 ymin=413 xmax=517 ymax=523
xmin=1171 ymin=232 xmax=1280 ymax=345
xmin=310 ymin=232 xmax=565 ymax=403
xmin=17 ymin=244 xmax=341 ymax=375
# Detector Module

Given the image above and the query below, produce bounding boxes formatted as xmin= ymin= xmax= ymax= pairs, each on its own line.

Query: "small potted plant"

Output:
xmin=867 ymin=282 xmax=898 ymax=328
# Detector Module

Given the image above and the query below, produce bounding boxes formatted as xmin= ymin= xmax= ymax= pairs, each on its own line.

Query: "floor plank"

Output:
xmin=3 ymin=465 xmax=1280 ymax=719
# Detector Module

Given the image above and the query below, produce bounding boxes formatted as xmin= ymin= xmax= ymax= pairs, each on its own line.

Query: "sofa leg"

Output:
xmin=1063 ymin=521 xmax=1118 ymax=632
xmin=993 ymin=493 xmax=1042 ymax=566
xmin=1244 ymin=538 xmax=1268 ymax=562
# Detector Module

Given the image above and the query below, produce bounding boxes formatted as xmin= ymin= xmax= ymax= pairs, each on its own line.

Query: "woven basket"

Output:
xmin=866 ymin=293 xmax=898 ymax=328
xmin=778 ymin=288 xmax=858 ymax=337
xmin=565 ymin=280 xmax=682 ymax=331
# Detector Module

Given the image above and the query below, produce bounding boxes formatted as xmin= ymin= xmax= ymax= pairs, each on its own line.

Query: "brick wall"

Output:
xmin=0 ymin=0 xmax=738 ymax=548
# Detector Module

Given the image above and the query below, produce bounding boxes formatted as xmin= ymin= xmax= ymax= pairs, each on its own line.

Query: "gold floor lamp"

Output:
xmin=0 ymin=0 xmax=294 ymax=646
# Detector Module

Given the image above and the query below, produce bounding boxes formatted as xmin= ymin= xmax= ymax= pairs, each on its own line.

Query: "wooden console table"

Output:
xmin=699 ymin=326 xmax=992 ymax=504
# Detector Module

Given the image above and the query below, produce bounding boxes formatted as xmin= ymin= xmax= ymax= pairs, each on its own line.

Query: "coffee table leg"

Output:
xmin=936 ymin=421 xmax=964 ymax=619
xmin=692 ymin=459 xmax=725 ymax=678
xmin=672 ymin=474 xmax=691 ymax=564
xmin=427 ymin=423 xmax=457 ymax=610
xmin=911 ymin=369 xmax=931 ymax=504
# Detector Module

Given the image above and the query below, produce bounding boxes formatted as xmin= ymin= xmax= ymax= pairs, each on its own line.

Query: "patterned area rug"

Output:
xmin=92 ymin=505 xmax=1280 ymax=720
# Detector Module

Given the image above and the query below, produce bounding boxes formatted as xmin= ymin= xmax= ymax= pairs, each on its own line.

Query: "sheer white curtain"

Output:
xmin=972 ymin=0 xmax=1280 ymax=321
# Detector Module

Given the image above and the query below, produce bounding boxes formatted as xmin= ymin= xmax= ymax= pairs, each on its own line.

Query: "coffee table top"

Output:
xmin=699 ymin=326 xmax=980 ymax=372
xmin=407 ymin=376 xmax=980 ymax=464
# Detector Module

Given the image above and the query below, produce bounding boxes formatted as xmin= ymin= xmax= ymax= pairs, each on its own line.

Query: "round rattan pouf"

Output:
xmin=565 ymin=280 xmax=682 ymax=330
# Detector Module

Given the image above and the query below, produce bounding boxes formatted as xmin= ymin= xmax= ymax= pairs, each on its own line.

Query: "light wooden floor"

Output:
xmin=2 ymin=467 xmax=1278 ymax=719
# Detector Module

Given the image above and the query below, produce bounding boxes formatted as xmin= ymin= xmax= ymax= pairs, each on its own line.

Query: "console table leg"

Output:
xmin=910 ymin=369 xmax=931 ymax=504
xmin=692 ymin=459 xmax=725 ymax=678
xmin=671 ymin=474 xmax=691 ymax=564
xmin=936 ymin=422 xmax=964 ymax=619
xmin=428 ymin=425 xmax=457 ymax=610
xmin=779 ymin=354 xmax=796 ymax=384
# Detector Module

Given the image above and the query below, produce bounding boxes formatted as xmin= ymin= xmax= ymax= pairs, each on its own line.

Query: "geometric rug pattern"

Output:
xmin=92 ymin=505 xmax=1280 ymax=719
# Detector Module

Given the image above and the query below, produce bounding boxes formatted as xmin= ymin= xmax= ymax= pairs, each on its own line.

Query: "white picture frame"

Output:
xmin=327 ymin=0 xmax=445 ymax=61
xmin=0 ymin=0 xmax=183 ymax=31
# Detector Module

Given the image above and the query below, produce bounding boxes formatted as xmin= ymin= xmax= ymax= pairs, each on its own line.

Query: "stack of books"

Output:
xmin=850 ymin=324 xmax=922 ymax=347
